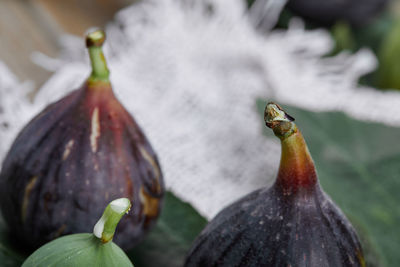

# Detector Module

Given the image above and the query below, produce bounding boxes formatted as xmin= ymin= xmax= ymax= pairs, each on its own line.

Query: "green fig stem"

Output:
xmin=265 ymin=102 xmax=317 ymax=191
xmin=93 ymin=198 xmax=131 ymax=244
xmin=86 ymin=29 xmax=110 ymax=83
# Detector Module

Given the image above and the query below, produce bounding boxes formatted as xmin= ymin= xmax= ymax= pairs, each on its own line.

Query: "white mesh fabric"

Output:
xmin=0 ymin=0 xmax=397 ymax=219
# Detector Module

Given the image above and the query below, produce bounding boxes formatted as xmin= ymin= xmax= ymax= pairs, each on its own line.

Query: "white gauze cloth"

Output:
xmin=1 ymin=0 xmax=399 ymax=219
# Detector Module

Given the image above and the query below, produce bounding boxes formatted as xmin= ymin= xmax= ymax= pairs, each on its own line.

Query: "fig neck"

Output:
xmin=85 ymin=80 xmax=113 ymax=92
xmin=264 ymin=102 xmax=317 ymax=194
xmin=275 ymin=129 xmax=317 ymax=193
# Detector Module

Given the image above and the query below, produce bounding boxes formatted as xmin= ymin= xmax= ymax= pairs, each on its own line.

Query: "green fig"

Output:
xmin=185 ymin=102 xmax=365 ymax=267
xmin=22 ymin=198 xmax=134 ymax=267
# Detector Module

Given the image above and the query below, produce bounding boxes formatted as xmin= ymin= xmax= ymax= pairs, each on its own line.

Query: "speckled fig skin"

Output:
xmin=185 ymin=103 xmax=365 ymax=267
xmin=0 ymin=30 xmax=164 ymax=250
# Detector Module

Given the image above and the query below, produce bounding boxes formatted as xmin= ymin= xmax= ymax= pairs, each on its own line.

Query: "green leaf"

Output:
xmin=127 ymin=192 xmax=207 ymax=267
xmin=376 ymin=18 xmax=400 ymax=90
xmin=0 ymin=192 xmax=207 ymax=267
xmin=330 ymin=21 xmax=356 ymax=55
xmin=257 ymin=99 xmax=400 ymax=267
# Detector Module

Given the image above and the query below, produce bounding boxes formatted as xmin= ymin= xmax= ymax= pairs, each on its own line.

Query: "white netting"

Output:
xmin=0 ymin=62 xmax=38 ymax=160
xmin=0 ymin=0 xmax=399 ymax=219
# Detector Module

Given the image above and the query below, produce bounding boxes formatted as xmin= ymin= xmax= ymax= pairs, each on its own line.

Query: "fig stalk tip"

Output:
xmin=86 ymin=29 xmax=106 ymax=48
xmin=264 ymin=102 xmax=296 ymax=138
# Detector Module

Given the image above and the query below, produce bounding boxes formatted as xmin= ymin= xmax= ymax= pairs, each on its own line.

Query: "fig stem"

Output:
xmin=93 ymin=198 xmax=131 ymax=243
xmin=86 ymin=29 xmax=110 ymax=83
xmin=264 ymin=102 xmax=317 ymax=190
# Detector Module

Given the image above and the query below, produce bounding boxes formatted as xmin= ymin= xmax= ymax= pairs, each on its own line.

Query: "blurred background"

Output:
xmin=0 ymin=0 xmax=135 ymax=87
xmin=1 ymin=0 xmax=400 ymax=266
xmin=2 ymin=0 xmax=400 ymax=89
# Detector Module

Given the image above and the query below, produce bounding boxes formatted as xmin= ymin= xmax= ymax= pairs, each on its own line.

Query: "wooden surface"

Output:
xmin=0 ymin=0 xmax=134 ymax=88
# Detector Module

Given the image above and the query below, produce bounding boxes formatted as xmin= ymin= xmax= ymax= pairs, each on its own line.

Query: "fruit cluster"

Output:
xmin=0 ymin=30 xmax=365 ymax=266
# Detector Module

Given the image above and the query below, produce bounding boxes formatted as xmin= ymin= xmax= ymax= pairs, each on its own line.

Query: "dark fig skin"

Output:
xmin=0 ymin=30 xmax=164 ymax=250
xmin=286 ymin=0 xmax=389 ymax=27
xmin=185 ymin=103 xmax=365 ymax=267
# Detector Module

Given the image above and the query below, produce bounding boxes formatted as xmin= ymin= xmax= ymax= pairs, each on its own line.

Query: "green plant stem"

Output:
xmin=86 ymin=29 xmax=110 ymax=83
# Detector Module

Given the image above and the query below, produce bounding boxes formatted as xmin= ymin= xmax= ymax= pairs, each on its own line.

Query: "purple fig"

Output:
xmin=185 ymin=102 xmax=365 ymax=267
xmin=0 ymin=29 xmax=164 ymax=250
